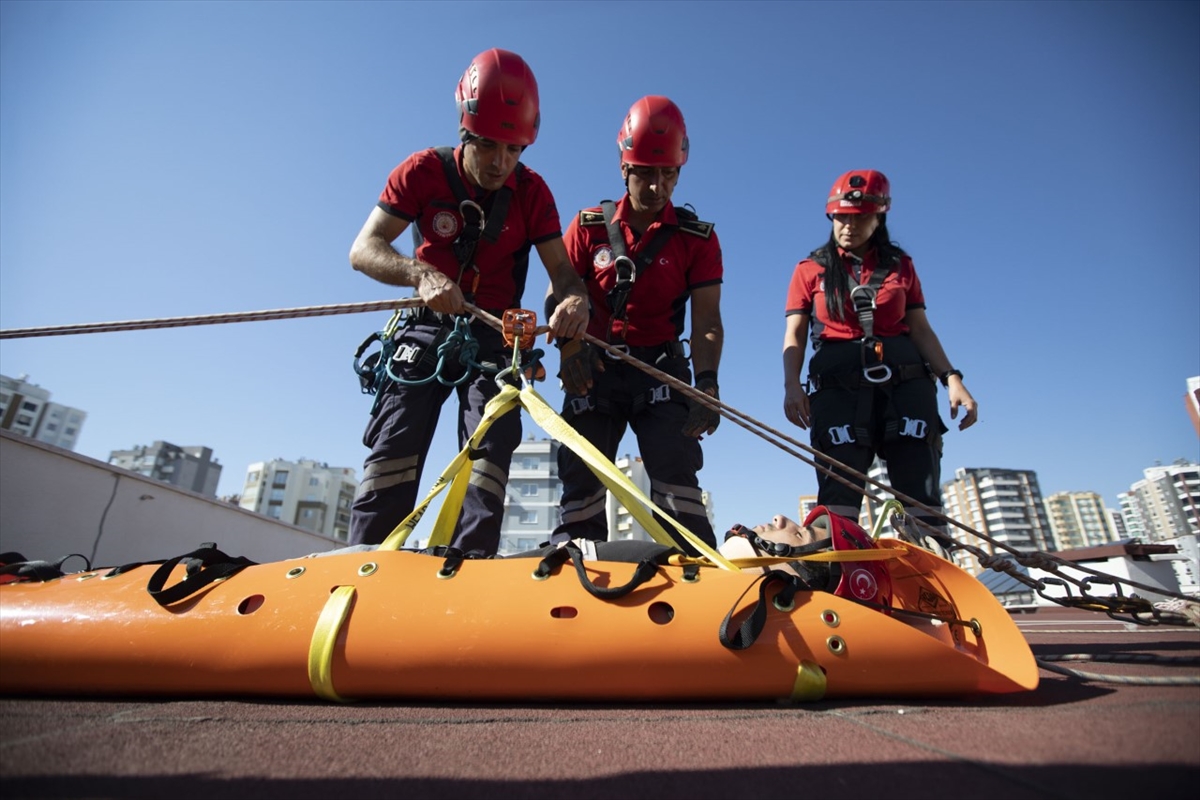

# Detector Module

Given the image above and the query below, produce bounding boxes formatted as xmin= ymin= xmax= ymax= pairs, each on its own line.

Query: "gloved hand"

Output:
xmin=558 ymin=338 xmax=599 ymax=396
xmin=682 ymin=375 xmax=720 ymax=438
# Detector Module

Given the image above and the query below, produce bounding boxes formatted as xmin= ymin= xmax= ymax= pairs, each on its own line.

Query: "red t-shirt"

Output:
xmin=564 ymin=196 xmax=723 ymax=346
xmin=376 ymin=146 xmax=562 ymax=310
xmin=785 ymin=248 xmax=925 ymax=347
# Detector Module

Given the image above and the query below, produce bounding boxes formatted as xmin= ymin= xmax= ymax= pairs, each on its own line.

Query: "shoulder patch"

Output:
xmin=579 ymin=210 xmax=607 ymax=226
xmin=678 ymin=217 xmax=714 ymax=238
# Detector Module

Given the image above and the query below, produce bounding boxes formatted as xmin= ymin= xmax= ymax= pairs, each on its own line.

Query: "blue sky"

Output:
xmin=1 ymin=0 xmax=1197 ymax=536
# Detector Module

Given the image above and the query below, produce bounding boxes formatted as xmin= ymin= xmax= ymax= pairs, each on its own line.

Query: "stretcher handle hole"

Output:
xmin=550 ymin=606 xmax=577 ymax=619
xmin=237 ymin=594 xmax=265 ymax=615
xmin=648 ymin=602 xmax=674 ymax=625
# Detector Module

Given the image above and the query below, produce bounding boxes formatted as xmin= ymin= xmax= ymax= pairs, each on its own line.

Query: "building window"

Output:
xmin=247 ymin=471 xmax=260 ymax=484
xmin=522 ymin=457 xmax=538 ymax=470
xmin=520 ymin=483 xmax=538 ymax=497
xmin=309 ymin=477 xmax=320 ymax=486
xmin=21 ymin=401 xmax=37 ymax=412
xmin=520 ymin=510 xmax=538 ymax=524
xmin=273 ymin=470 xmax=289 ymax=487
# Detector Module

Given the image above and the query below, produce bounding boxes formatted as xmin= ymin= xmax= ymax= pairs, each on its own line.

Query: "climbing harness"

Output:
xmin=846 ymin=251 xmax=895 ymax=384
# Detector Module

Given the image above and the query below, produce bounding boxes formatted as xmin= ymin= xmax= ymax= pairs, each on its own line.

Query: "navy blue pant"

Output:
xmin=807 ymin=337 xmax=947 ymax=530
xmin=554 ymin=353 xmax=717 ymax=554
xmin=349 ymin=320 xmax=520 ymax=555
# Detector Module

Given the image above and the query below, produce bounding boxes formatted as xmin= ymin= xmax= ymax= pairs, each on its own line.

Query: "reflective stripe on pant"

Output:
xmin=554 ymin=358 xmax=717 ymax=554
xmin=348 ymin=321 xmax=520 ymax=553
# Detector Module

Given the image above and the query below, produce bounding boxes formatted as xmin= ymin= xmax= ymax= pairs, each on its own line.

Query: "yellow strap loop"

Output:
xmin=378 ymin=385 xmax=521 ymax=551
xmin=722 ymin=545 xmax=903 ymax=571
xmin=791 ymin=659 xmax=827 ymax=702
xmin=308 ymin=585 xmax=357 ymax=703
xmin=519 ymin=384 xmax=738 ymax=571
xmin=871 ymin=498 xmax=906 ymax=541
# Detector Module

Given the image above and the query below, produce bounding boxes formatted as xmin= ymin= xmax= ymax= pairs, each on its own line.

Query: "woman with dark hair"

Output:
xmin=782 ymin=170 xmax=977 ymax=543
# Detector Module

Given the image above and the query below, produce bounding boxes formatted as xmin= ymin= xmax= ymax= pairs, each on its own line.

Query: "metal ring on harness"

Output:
xmin=603 ymin=342 xmax=630 ymax=360
xmin=613 ymin=255 xmax=636 ymax=286
xmin=849 ymin=284 xmax=877 ymax=310
xmin=455 ymin=200 xmax=486 ymax=299
xmin=862 ymin=362 xmax=893 ymax=384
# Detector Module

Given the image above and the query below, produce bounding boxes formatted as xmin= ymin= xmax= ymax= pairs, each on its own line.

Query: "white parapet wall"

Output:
xmin=0 ymin=430 xmax=341 ymax=569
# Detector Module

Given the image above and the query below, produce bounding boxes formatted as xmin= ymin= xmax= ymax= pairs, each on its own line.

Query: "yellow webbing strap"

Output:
xmin=791 ymin=659 xmax=827 ymax=702
xmin=308 ymin=585 xmax=357 ymax=703
xmin=721 ymin=545 xmax=904 ymax=571
xmin=518 ymin=384 xmax=738 ymax=571
xmin=374 ymin=380 xmax=736 ymax=570
xmin=378 ymin=385 xmax=521 ymax=551
xmin=871 ymin=499 xmax=905 ymax=541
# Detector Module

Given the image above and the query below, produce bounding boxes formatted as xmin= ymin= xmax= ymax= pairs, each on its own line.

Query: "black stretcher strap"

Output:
xmin=146 ymin=543 xmax=257 ymax=607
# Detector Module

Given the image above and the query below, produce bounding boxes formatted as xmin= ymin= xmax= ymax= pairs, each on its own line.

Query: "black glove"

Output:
xmin=558 ymin=339 xmax=598 ymax=396
xmin=682 ymin=375 xmax=720 ymax=437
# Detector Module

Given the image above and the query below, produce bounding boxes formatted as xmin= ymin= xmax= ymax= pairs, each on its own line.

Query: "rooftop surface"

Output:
xmin=2 ymin=606 xmax=1196 ymax=800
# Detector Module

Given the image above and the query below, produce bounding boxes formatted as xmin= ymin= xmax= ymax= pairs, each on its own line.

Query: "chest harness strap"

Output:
xmin=599 ymin=200 xmax=677 ymax=346
xmin=846 ymin=252 xmax=896 ymax=385
xmin=413 ymin=147 xmax=521 ymax=304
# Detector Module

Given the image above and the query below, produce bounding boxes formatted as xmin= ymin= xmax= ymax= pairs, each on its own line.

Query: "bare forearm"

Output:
xmin=908 ymin=326 xmax=954 ymax=376
xmin=691 ymin=319 xmax=723 ymax=375
xmin=350 ymin=236 xmax=438 ymax=288
xmin=548 ymin=265 xmax=587 ymax=303
xmin=782 ymin=315 xmax=809 ymax=385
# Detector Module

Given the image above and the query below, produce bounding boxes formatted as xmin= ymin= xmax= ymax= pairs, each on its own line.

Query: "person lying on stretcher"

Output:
xmin=717 ymin=507 xmax=895 ymax=605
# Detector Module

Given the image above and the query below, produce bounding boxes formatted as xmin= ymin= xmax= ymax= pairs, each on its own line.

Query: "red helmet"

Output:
xmin=826 ymin=170 xmax=891 ymax=215
xmin=617 ymin=96 xmax=689 ymax=167
xmin=455 ymin=48 xmax=540 ymax=146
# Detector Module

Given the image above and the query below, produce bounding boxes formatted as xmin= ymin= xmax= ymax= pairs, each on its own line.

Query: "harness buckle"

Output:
xmin=648 ymin=385 xmax=671 ymax=405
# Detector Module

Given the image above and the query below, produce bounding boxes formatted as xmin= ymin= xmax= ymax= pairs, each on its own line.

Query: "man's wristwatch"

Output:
xmin=939 ymin=368 xmax=964 ymax=387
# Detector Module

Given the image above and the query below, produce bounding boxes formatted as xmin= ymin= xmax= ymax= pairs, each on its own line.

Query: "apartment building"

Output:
xmin=0 ymin=373 xmax=86 ymax=451
xmin=240 ymin=458 xmax=357 ymax=541
xmin=1120 ymin=460 xmax=1200 ymax=542
xmin=109 ymin=440 xmax=222 ymax=496
xmin=1044 ymin=491 xmax=1119 ymax=550
xmin=941 ymin=467 xmax=1053 ymax=573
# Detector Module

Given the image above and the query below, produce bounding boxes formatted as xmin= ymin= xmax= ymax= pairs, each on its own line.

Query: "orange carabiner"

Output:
xmin=502 ymin=309 xmax=538 ymax=351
